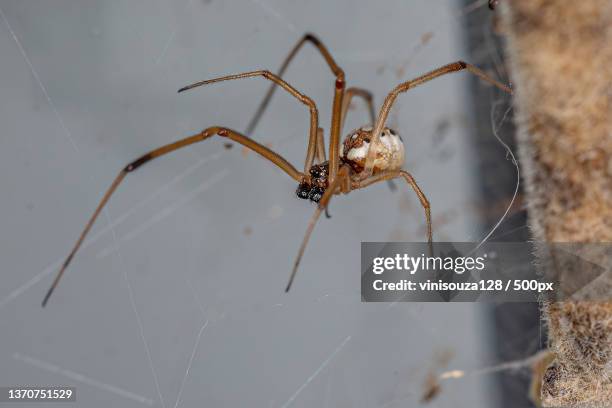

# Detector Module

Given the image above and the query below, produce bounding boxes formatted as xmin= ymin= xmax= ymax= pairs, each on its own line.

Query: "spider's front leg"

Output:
xmin=179 ymin=70 xmax=321 ymax=175
xmin=364 ymin=61 xmax=512 ymax=176
xmin=42 ymin=127 xmax=303 ymax=307
xmin=286 ymin=165 xmax=352 ymax=292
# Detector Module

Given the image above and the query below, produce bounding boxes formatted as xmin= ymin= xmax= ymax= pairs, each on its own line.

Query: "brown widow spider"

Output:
xmin=42 ymin=33 xmax=511 ymax=307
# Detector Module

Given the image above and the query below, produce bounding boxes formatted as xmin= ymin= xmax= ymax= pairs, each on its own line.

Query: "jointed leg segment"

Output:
xmin=220 ymin=33 xmax=350 ymax=184
xmin=355 ymin=169 xmax=433 ymax=254
xmin=365 ymin=61 xmax=513 ymax=175
xmin=287 ymin=166 xmax=433 ymax=292
xmin=340 ymin=87 xmax=375 ymax=134
xmin=42 ymin=127 xmax=302 ymax=307
xmin=315 ymin=127 xmax=326 ymax=163
xmin=340 ymin=87 xmax=397 ymax=191
xmin=245 ymin=33 xmax=344 ymax=137
xmin=286 ymin=165 xmax=351 ymax=292
xmin=179 ymin=70 xmax=319 ymax=175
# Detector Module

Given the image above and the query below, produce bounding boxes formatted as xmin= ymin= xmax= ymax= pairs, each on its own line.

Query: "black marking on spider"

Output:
xmin=295 ymin=161 xmax=330 ymax=203
xmin=125 ymin=153 xmax=153 ymax=172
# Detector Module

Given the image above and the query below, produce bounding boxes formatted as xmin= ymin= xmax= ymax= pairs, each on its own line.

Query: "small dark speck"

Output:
xmin=432 ymin=119 xmax=450 ymax=145
xmin=243 ymin=226 xmax=253 ymax=236
xmin=25 ymin=202 xmax=34 ymax=211
xmin=223 ymin=142 xmax=233 ymax=150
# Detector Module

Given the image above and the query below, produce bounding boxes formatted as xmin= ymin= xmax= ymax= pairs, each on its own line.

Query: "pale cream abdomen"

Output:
xmin=340 ymin=126 xmax=405 ymax=175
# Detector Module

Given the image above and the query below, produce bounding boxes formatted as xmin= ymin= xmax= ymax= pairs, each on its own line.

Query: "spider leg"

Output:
xmin=179 ymin=70 xmax=319 ymax=174
xmin=364 ymin=61 xmax=513 ymax=176
xmin=42 ymin=127 xmax=302 ymax=307
xmin=340 ymin=87 xmax=375 ymax=133
xmin=355 ymin=170 xmax=433 ymax=256
xmin=319 ymin=89 xmax=382 ymax=216
xmin=315 ymin=127 xmax=326 ymax=163
xmin=220 ymin=33 xmax=346 ymax=183
xmin=317 ymin=127 xmax=333 ymax=219
xmin=341 ymin=87 xmax=397 ymax=192
xmin=286 ymin=165 xmax=351 ymax=292
xmin=244 ymin=33 xmax=344 ymax=137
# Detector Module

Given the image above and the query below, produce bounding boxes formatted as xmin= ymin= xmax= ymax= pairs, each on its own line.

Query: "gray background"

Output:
xmin=0 ymin=1 xmax=518 ymax=407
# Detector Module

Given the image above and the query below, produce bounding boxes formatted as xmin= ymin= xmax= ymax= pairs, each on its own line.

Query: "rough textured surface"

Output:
xmin=500 ymin=1 xmax=612 ymax=406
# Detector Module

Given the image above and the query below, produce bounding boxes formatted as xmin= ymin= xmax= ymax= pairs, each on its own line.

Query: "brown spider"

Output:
xmin=41 ymin=33 xmax=511 ymax=307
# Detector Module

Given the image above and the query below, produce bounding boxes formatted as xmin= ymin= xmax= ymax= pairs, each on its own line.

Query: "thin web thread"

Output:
xmin=103 ymin=209 xmax=167 ymax=408
xmin=0 ymin=6 xmax=79 ymax=153
xmin=173 ymin=320 xmax=209 ymax=408
xmin=280 ymin=335 xmax=352 ymax=408
xmin=13 ymin=352 xmax=155 ymax=406
xmin=473 ymin=99 xmax=518 ymax=251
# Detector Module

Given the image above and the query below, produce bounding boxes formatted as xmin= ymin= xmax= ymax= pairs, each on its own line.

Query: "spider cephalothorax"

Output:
xmin=340 ymin=126 xmax=405 ymax=175
xmin=296 ymin=162 xmax=330 ymax=202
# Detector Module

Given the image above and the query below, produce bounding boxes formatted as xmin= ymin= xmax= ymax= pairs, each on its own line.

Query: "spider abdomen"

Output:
xmin=340 ymin=125 xmax=405 ymax=175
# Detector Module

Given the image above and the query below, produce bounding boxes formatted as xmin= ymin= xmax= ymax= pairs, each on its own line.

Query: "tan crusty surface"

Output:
xmin=501 ymin=1 xmax=612 ymax=406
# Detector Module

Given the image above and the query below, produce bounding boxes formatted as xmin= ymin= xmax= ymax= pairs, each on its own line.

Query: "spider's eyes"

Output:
xmin=364 ymin=138 xmax=371 ymax=143
xmin=296 ymin=183 xmax=311 ymax=200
